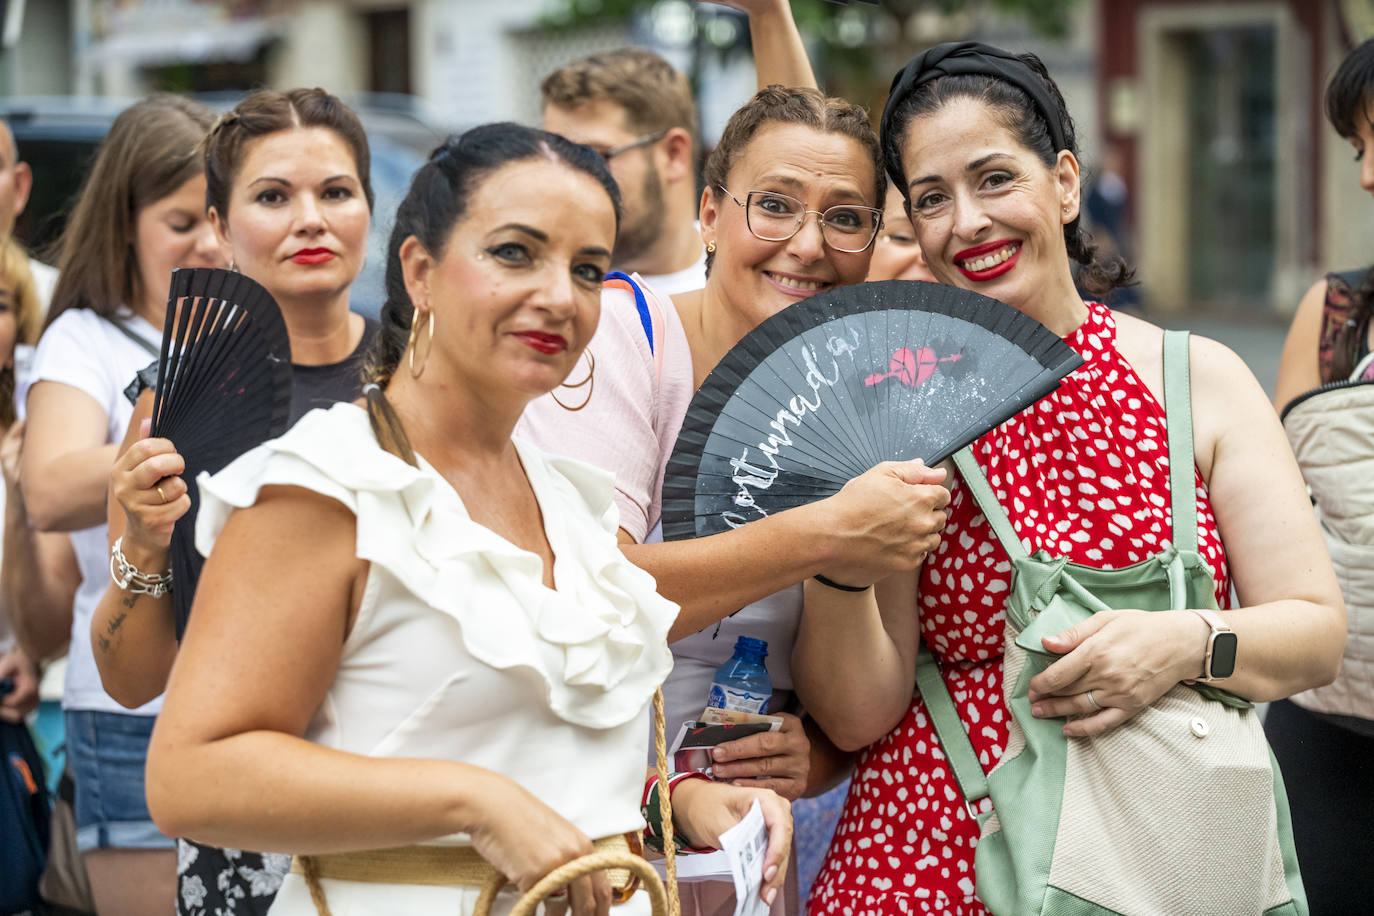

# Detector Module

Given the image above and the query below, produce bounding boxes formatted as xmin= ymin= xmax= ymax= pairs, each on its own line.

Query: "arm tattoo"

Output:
xmin=96 ymin=604 xmax=133 ymax=655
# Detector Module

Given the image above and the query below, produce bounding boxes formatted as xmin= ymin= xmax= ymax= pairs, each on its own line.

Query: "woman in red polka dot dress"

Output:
xmin=793 ymin=43 xmax=1347 ymax=916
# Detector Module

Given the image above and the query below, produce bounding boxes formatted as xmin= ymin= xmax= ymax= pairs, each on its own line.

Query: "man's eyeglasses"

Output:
xmin=597 ymin=128 xmax=670 ymax=161
xmin=716 ymin=187 xmax=882 ymax=253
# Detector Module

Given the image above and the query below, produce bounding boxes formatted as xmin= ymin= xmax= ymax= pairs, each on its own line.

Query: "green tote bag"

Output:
xmin=916 ymin=331 xmax=1308 ymax=916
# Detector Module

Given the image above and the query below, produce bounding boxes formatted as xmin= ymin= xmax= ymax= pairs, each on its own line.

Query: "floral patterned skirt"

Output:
xmin=178 ymin=839 xmax=290 ymax=916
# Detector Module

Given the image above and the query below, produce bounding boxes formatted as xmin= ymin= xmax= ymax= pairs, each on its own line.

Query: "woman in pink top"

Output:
xmin=517 ymin=86 xmax=951 ymax=912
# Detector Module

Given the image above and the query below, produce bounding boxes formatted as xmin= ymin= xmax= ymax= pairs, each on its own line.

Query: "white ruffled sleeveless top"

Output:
xmin=195 ymin=402 xmax=678 ymax=843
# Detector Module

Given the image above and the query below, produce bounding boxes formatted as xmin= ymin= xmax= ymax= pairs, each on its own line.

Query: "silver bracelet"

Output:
xmin=109 ymin=536 xmax=173 ymax=597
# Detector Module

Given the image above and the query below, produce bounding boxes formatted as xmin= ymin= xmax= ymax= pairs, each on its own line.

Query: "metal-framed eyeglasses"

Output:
xmin=716 ymin=187 xmax=883 ymax=253
xmin=597 ymin=128 xmax=670 ymax=161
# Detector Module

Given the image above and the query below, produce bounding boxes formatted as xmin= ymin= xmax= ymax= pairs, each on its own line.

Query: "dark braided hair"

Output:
xmin=1323 ymin=38 xmax=1374 ymax=380
xmin=882 ymin=50 xmax=1133 ymax=299
xmin=362 ymin=122 xmax=622 ymax=465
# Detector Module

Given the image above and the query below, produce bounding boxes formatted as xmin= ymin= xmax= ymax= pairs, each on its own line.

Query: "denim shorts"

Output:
xmin=65 ymin=709 xmax=175 ymax=853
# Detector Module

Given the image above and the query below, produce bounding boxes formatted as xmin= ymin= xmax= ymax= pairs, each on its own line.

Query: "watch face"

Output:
xmin=1210 ymin=632 xmax=1239 ymax=679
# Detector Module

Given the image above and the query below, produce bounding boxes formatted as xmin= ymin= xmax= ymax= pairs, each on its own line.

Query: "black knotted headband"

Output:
xmin=880 ymin=41 xmax=1068 ymax=188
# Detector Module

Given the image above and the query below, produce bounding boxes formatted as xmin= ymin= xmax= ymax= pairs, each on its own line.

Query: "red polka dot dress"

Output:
xmin=807 ymin=302 xmax=1231 ymax=915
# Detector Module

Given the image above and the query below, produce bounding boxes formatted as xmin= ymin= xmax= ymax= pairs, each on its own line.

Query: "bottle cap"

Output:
xmin=735 ymin=636 xmax=768 ymax=657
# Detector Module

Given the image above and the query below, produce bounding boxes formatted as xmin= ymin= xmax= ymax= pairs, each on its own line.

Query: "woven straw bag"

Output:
xmin=297 ymin=686 xmax=680 ymax=916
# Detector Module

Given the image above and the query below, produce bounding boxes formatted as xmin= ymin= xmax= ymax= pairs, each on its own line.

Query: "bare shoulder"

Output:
xmin=1112 ymin=309 xmax=1255 ymax=391
xmin=189 ymin=484 xmax=366 ymax=664
xmin=1273 ymin=278 xmax=1330 ymax=410
xmin=169 ymin=484 xmax=367 ymax=743
xmin=1186 ymin=335 xmax=1274 ymax=483
xmin=204 ymin=484 xmax=364 ymax=616
xmin=1112 ymin=311 xmax=1266 ymax=481
xmin=1110 ymin=310 xmax=1165 ymax=388
xmin=216 ymin=484 xmax=359 ymax=557
xmin=671 ymin=288 xmax=702 ymax=341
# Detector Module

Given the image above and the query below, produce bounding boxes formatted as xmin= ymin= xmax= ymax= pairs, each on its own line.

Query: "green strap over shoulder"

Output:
xmin=1161 ymin=330 xmax=1197 ymax=553
xmin=950 ymin=449 xmax=1026 ymax=561
xmin=916 ymin=642 xmax=990 ymax=803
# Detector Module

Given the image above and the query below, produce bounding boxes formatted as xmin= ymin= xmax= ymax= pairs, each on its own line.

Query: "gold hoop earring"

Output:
xmin=551 ymin=351 xmax=595 ymax=411
xmin=408 ymin=308 xmax=434 ymax=380
xmin=706 ymin=240 xmax=716 ymax=254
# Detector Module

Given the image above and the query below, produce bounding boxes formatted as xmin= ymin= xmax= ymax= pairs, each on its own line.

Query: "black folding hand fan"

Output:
xmin=150 ymin=267 xmax=292 ymax=637
xmin=661 ymin=280 xmax=1083 ymax=540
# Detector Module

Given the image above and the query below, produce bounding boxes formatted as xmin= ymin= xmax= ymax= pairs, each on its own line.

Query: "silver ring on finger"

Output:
xmin=1086 ymin=689 xmax=1102 ymax=711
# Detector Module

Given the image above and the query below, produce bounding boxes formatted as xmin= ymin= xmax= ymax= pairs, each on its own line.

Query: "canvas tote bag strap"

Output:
xmin=915 ymin=641 xmax=990 ymax=806
xmin=1161 ymin=330 xmax=1198 ymax=553
xmin=923 ymin=448 xmax=1025 ymax=809
xmin=950 ymin=447 xmax=1028 ymax=562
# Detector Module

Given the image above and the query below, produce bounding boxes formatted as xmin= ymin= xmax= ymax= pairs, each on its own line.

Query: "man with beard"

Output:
xmin=540 ymin=1 xmax=814 ymax=296
xmin=541 ymin=48 xmax=706 ymax=295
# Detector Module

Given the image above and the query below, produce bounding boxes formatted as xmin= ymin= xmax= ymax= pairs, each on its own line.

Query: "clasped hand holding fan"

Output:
xmin=149 ymin=267 xmax=293 ymax=637
xmin=661 ymin=280 xmax=1083 ymax=541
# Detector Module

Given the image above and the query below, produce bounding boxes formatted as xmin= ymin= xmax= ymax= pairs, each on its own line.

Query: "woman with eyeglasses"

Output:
xmin=517 ymin=85 xmax=951 ymax=914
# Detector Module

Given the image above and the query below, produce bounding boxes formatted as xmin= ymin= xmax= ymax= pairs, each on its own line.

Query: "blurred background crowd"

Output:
xmin=3 ymin=0 xmax=1373 ymax=325
xmin=1 ymin=2 xmax=1372 ymax=915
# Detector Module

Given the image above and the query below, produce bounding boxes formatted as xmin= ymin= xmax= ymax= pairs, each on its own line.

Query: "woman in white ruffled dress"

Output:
xmin=143 ymin=124 xmax=792 ymax=916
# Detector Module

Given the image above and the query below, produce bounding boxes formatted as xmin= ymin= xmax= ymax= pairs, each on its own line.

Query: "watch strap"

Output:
xmin=1188 ymin=607 xmax=1231 ymax=633
xmin=1186 ymin=607 xmax=1234 ymax=682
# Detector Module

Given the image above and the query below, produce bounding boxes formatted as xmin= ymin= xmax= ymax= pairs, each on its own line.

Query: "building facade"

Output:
xmin=1099 ymin=0 xmax=1373 ymax=314
xmin=6 ymin=0 xmax=1372 ymax=316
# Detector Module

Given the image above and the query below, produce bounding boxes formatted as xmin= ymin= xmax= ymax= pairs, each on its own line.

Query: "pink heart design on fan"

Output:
xmin=865 ymin=347 xmax=952 ymax=387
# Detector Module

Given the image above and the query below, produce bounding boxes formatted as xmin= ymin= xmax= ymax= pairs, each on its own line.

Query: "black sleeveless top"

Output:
xmin=163 ymin=317 xmax=378 ymax=916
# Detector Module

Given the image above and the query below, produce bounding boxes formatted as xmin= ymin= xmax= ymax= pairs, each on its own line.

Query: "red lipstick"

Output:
xmin=953 ymin=239 xmax=1020 ymax=282
xmin=291 ymin=248 xmax=335 ymax=265
xmin=514 ymin=331 xmax=567 ymax=354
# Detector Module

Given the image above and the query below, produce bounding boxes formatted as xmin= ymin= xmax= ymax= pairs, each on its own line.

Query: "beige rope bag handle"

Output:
xmin=298 ymin=685 xmax=681 ymax=916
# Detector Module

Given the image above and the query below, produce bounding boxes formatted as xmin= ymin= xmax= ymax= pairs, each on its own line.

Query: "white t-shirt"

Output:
xmin=29 ymin=259 xmax=58 ymax=314
xmin=23 ymin=307 xmax=163 ymax=714
xmin=639 ymin=251 xmax=707 ymax=298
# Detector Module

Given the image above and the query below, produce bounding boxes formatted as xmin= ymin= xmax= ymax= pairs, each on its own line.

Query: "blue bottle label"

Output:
xmin=707 ymin=683 xmax=770 ymax=715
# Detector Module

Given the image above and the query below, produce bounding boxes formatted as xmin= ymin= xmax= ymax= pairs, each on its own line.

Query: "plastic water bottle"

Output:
xmin=706 ymin=636 xmax=772 ymax=714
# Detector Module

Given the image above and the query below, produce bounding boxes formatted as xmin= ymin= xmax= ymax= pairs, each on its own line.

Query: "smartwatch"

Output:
xmin=1187 ymin=608 xmax=1237 ymax=681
